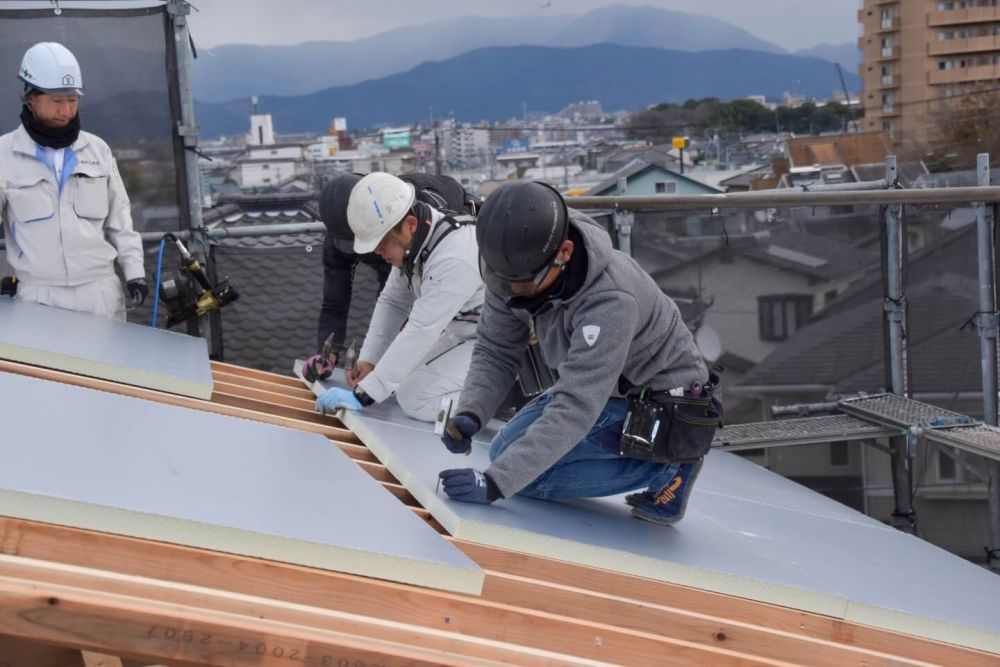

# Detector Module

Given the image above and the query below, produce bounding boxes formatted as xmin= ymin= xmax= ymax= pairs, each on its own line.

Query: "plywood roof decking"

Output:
xmin=0 ymin=358 xmax=994 ymax=666
xmin=0 ymin=298 xmax=214 ymax=399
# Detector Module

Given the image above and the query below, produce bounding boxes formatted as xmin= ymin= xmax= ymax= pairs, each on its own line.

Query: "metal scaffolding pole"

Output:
xmin=975 ymin=154 xmax=1000 ymax=570
xmin=792 ymin=178 xmax=889 ymax=193
xmin=139 ymin=222 xmax=326 ymax=244
xmin=883 ymin=156 xmax=915 ymax=534
xmin=9 ymin=184 xmax=1000 ymax=255
xmin=612 ymin=178 xmax=634 ymax=256
xmin=167 ymin=0 xmax=212 ymax=343
xmin=884 ymin=156 xmax=907 ymax=397
xmin=567 ymin=185 xmax=1000 ymax=211
xmin=975 ymin=154 xmax=998 ymax=426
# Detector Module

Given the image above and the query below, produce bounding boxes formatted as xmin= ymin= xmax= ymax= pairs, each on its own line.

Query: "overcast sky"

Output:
xmin=189 ymin=0 xmax=858 ymax=52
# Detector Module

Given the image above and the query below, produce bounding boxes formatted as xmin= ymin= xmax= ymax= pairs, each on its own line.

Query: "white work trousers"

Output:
xmin=395 ymin=323 xmax=476 ymax=422
xmin=17 ymin=274 xmax=127 ymax=321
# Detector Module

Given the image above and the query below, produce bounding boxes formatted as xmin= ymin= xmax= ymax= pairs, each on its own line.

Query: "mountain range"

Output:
xmin=195 ymin=43 xmax=861 ymax=138
xmin=194 ymin=4 xmax=851 ymax=103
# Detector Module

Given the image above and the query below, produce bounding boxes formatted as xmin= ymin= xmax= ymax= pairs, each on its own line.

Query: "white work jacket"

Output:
xmin=0 ymin=125 xmax=144 ymax=286
xmin=358 ymin=208 xmax=485 ymax=403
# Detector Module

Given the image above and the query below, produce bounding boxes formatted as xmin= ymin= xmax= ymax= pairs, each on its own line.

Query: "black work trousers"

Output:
xmin=316 ymin=236 xmax=391 ymax=354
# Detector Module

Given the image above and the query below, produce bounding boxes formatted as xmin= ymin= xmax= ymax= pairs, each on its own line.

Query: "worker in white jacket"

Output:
xmin=0 ymin=42 xmax=146 ymax=321
xmin=314 ymin=172 xmax=484 ymax=422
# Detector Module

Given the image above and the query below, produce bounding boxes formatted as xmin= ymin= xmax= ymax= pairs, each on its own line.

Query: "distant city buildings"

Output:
xmin=858 ymin=0 xmax=1000 ymax=148
xmin=201 ymin=88 xmax=864 ymax=202
xmin=443 ymin=126 xmax=490 ymax=162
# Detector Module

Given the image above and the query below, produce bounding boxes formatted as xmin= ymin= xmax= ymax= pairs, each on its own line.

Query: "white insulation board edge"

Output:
xmin=0 ymin=298 xmax=213 ymax=399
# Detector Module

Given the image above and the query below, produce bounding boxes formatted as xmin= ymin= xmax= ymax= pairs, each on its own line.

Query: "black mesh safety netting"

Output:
xmin=0 ymin=3 xmax=186 ymax=235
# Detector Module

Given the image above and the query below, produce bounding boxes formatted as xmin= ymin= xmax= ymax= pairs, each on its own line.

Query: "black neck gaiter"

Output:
xmin=20 ymin=104 xmax=80 ymax=149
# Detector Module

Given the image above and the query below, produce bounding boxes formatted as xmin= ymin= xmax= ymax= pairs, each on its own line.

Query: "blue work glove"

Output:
xmin=302 ymin=354 xmax=334 ymax=382
xmin=441 ymin=413 xmax=481 ymax=454
xmin=315 ymin=386 xmax=362 ymax=413
xmin=438 ymin=468 xmax=502 ymax=505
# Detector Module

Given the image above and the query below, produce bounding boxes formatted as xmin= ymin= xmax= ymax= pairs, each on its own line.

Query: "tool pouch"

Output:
xmin=619 ymin=391 xmax=722 ymax=463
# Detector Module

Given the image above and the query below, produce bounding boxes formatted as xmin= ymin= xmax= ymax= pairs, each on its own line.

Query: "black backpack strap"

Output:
xmin=414 ymin=214 xmax=475 ymax=276
xmin=402 ymin=173 xmax=468 ymax=214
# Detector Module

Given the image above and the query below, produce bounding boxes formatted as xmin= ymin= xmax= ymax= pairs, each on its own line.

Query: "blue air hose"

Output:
xmin=151 ymin=235 xmax=169 ymax=328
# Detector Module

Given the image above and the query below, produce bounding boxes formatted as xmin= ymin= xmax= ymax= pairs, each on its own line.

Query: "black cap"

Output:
xmin=477 ymin=181 xmax=568 ymax=282
xmin=319 ymin=173 xmax=363 ymax=241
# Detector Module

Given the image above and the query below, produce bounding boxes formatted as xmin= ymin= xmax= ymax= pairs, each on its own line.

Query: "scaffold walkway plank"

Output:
xmin=838 ymin=393 xmax=1000 ymax=462
xmin=838 ymin=393 xmax=974 ymax=429
xmin=712 ymin=415 xmax=898 ymax=451
xmin=926 ymin=424 xmax=1000 ymax=461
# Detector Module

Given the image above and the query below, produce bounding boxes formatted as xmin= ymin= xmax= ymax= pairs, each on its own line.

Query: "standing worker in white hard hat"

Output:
xmin=314 ymin=171 xmax=484 ymax=422
xmin=0 ymin=42 xmax=147 ymax=320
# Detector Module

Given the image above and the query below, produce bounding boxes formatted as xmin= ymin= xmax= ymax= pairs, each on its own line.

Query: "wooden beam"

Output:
xmin=454 ymin=541 xmax=996 ymax=666
xmin=210 ymin=361 xmax=302 ymax=388
xmin=0 ymin=634 xmax=83 ymax=666
xmin=212 ymin=379 xmax=316 ymax=410
xmin=356 ymin=460 xmax=399 ymax=484
xmin=0 ymin=520 xmax=983 ymax=666
xmin=211 ymin=369 xmax=315 ymax=399
xmin=79 ymin=652 xmax=122 ymax=667
xmin=326 ymin=436 xmax=379 ymax=463
xmin=210 ymin=389 xmax=336 ymax=425
xmin=0 ymin=359 xmax=359 ymax=445
xmin=0 ymin=555 xmax=776 ymax=667
xmin=0 ymin=577 xmax=484 ymax=667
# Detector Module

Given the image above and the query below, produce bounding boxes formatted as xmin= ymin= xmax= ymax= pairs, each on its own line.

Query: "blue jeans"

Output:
xmin=489 ymin=391 xmax=681 ymax=500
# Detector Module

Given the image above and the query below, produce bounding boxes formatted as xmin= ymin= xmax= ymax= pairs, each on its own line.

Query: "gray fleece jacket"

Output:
xmin=456 ymin=210 xmax=708 ymax=498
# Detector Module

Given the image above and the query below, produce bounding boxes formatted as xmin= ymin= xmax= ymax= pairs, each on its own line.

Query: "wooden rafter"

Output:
xmin=79 ymin=652 xmax=123 ymax=667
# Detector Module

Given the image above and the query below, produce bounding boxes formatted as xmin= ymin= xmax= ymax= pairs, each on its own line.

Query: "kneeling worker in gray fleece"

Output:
xmin=437 ymin=181 xmax=721 ymax=525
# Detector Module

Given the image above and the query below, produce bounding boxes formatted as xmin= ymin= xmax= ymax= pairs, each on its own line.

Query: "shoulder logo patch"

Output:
xmin=582 ymin=325 xmax=601 ymax=347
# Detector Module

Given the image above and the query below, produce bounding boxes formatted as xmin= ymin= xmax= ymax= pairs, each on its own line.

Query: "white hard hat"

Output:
xmin=18 ymin=42 xmax=84 ymax=96
xmin=347 ymin=172 xmax=416 ymax=254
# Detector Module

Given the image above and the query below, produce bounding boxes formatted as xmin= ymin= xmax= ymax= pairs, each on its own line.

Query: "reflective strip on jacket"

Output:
xmin=0 ymin=125 xmax=144 ymax=286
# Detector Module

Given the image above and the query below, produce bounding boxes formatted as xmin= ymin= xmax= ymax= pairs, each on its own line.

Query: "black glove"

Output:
xmin=0 ymin=276 xmax=16 ymax=298
xmin=441 ymin=413 xmax=481 ymax=455
xmin=126 ymin=278 xmax=149 ymax=307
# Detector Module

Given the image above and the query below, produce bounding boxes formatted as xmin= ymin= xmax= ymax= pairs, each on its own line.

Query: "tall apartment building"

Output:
xmin=444 ymin=127 xmax=491 ymax=162
xmin=859 ymin=0 xmax=1000 ymax=149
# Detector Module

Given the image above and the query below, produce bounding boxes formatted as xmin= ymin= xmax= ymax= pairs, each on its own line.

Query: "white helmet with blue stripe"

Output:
xmin=347 ymin=172 xmax=416 ymax=254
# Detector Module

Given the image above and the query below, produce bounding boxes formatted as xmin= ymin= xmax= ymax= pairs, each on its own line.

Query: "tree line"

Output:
xmin=625 ymin=98 xmax=856 ymax=142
